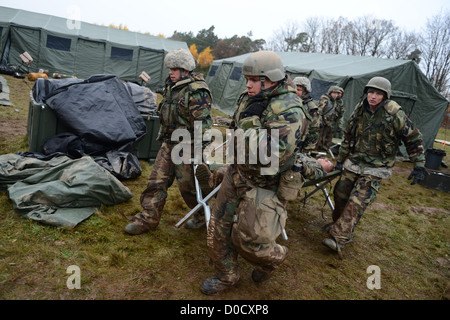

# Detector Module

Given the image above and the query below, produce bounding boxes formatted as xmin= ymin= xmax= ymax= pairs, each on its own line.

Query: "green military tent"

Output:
xmin=206 ymin=51 xmax=449 ymax=153
xmin=0 ymin=6 xmax=188 ymax=89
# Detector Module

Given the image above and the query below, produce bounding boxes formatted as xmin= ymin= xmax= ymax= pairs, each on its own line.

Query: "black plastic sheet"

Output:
xmin=28 ymin=74 xmax=148 ymax=179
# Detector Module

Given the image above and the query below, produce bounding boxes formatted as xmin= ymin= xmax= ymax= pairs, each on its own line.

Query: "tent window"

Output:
xmin=111 ymin=47 xmax=133 ymax=61
xmin=46 ymin=35 xmax=71 ymax=51
xmin=208 ymin=65 xmax=218 ymax=77
xmin=229 ymin=67 xmax=242 ymax=81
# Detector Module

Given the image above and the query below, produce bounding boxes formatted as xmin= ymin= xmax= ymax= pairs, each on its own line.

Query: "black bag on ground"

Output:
xmin=43 ymin=132 xmax=84 ymax=159
xmin=95 ymin=151 xmax=142 ymax=180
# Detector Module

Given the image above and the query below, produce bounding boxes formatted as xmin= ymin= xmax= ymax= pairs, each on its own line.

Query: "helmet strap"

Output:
xmin=260 ymin=76 xmax=266 ymax=89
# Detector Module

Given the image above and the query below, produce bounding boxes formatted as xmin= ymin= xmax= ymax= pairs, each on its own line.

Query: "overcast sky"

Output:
xmin=1 ymin=0 xmax=449 ymax=41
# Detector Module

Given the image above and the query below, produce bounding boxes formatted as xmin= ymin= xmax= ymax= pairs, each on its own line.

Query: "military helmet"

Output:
xmin=164 ymin=48 xmax=196 ymax=71
xmin=293 ymin=77 xmax=312 ymax=92
xmin=328 ymin=86 xmax=343 ymax=95
xmin=242 ymin=51 xmax=285 ymax=82
xmin=364 ymin=77 xmax=391 ymax=99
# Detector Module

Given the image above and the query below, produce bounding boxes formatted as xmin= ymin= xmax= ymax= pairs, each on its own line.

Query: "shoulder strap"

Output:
xmin=383 ymin=100 xmax=401 ymax=116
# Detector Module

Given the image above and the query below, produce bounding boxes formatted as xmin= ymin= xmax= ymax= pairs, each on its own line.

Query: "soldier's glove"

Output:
xmin=407 ymin=166 xmax=426 ymax=185
xmin=335 ymin=162 xmax=344 ymax=172
xmin=240 ymin=101 xmax=267 ymax=119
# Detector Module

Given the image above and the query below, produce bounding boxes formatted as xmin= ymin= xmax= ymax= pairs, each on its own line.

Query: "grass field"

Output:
xmin=0 ymin=74 xmax=449 ymax=301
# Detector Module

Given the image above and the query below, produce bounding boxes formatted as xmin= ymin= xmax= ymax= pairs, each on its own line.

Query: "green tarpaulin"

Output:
xmin=0 ymin=154 xmax=133 ymax=228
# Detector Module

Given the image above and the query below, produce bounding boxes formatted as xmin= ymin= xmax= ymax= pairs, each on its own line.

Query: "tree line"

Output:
xmin=165 ymin=12 xmax=449 ymax=97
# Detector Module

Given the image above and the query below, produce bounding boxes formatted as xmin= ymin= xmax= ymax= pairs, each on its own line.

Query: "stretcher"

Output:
xmin=175 ymin=169 xmax=342 ymax=240
xmin=313 ymin=137 xmax=342 ymax=159
xmin=175 ymin=141 xmax=228 ymax=230
xmin=175 ymin=180 xmax=221 ymax=229
xmin=299 ymin=169 xmax=341 ymax=211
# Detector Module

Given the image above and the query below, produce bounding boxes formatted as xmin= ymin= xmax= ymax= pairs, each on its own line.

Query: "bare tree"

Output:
xmin=302 ymin=17 xmax=322 ymax=53
xmin=370 ymin=19 xmax=397 ymax=57
xmin=383 ymin=30 xmax=420 ymax=60
xmin=266 ymin=21 xmax=301 ymax=52
xmin=319 ymin=18 xmax=333 ymax=53
xmin=264 ymin=13 xmax=448 ymax=96
xmin=352 ymin=16 xmax=378 ymax=56
xmin=420 ymin=11 xmax=450 ymax=95
xmin=267 ymin=20 xmax=314 ymax=52
xmin=320 ymin=17 xmax=349 ymax=54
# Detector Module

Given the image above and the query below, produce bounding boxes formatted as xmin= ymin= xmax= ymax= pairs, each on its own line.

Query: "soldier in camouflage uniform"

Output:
xmin=200 ymin=51 xmax=307 ymax=295
xmin=124 ymin=48 xmax=213 ymax=235
xmin=334 ymin=87 xmax=345 ymax=139
xmin=316 ymin=86 xmax=345 ymax=151
xmin=323 ymin=77 xmax=426 ymax=257
xmin=293 ymin=77 xmax=321 ymax=152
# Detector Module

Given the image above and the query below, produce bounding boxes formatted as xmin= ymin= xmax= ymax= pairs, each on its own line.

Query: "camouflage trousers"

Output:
xmin=136 ymin=141 xmax=200 ymax=228
xmin=206 ymin=165 xmax=288 ymax=284
xmin=330 ymin=169 xmax=382 ymax=244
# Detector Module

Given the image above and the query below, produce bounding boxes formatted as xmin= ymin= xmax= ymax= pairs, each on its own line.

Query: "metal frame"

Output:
xmin=175 ymin=167 xmax=342 ymax=242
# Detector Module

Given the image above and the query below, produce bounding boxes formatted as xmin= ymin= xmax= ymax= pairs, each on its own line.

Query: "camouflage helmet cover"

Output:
xmin=164 ymin=48 xmax=196 ymax=71
xmin=242 ymin=51 xmax=285 ymax=82
xmin=293 ymin=77 xmax=312 ymax=93
xmin=364 ymin=76 xmax=391 ymax=99
xmin=328 ymin=86 xmax=344 ymax=95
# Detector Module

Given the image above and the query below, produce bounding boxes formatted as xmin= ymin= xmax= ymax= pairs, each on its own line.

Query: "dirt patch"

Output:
xmin=392 ymin=165 xmax=412 ymax=176
xmin=0 ymin=119 xmax=27 ymax=138
xmin=371 ymin=202 xmax=397 ymax=211
xmin=436 ymin=257 xmax=450 ymax=268
xmin=372 ymin=202 xmax=450 ymax=216
xmin=410 ymin=206 xmax=450 ymax=216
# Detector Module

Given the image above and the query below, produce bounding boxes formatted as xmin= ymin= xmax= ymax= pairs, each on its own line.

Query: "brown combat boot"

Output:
xmin=251 ymin=269 xmax=272 ymax=283
xmin=184 ymin=212 xmax=206 ymax=229
xmin=124 ymin=212 xmax=160 ymax=235
xmin=251 ymin=246 xmax=288 ymax=283
xmin=124 ymin=220 xmax=151 ymax=235
xmin=200 ymin=275 xmax=237 ymax=295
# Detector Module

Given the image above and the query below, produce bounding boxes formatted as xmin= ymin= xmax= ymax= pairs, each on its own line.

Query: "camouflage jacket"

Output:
xmin=318 ymin=94 xmax=344 ymax=130
xmin=301 ymin=94 xmax=320 ymax=151
xmin=335 ymin=98 xmax=345 ymax=134
xmin=231 ymin=82 xmax=307 ymax=188
xmin=295 ymin=153 xmax=327 ymax=181
xmin=336 ymin=98 xmax=425 ymax=175
xmin=157 ymin=73 xmax=212 ymax=141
